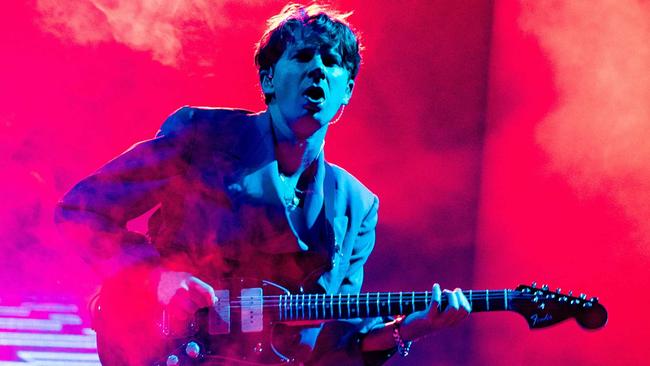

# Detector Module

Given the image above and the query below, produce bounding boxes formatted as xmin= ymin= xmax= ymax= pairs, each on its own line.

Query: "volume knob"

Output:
xmin=166 ymin=355 xmax=179 ymax=366
xmin=186 ymin=341 xmax=201 ymax=359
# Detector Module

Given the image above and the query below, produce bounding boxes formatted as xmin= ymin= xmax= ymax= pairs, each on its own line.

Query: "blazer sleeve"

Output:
xmin=54 ymin=106 xmax=197 ymax=279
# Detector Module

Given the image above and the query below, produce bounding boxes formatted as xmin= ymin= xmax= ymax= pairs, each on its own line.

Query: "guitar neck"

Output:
xmin=275 ymin=289 xmax=512 ymax=321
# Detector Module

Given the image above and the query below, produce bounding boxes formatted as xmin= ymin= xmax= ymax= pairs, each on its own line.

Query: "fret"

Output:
xmin=411 ymin=291 xmax=415 ymax=313
xmin=297 ymin=294 xmax=301 ymax=319
xmin=293 ymin=294 xmax=297 ymax=320
xmin=308 ymin=294 xmax=312 ymax=320
xmin=338 ymin=294 xmax=342 ymax=318
xmin=289 ymin=294 xmax=293 ymax=320
xmin=399 ymin=291 xmax=404 ymax=314
xmin=469 ymin=290 xmax=473 ymax=309
xmin=347 ymin=294 xmax=351 ymax=317
xmin=330 ymin=294 xmax=334 ymax=319
xmin=314 ymin=294 xmax=319 ymax=319
xmin=376 ymin=292 xmax=380 ymax=316
xmin=322 ymin=293 xmax=326 ymax=319
xmin=301 ymin=294 xmax=305 ymax=319
xmin=387 ymin=292 xmax=391 ymax=314
xmin=486 ymin=289 xmax=489 ymax=311
xmin=366 ymin=293 xmax=370 ymax=317
xmin=356 ymin=294 xmax=360 ymax=317
xmin=279 ymin=295 xmax=283 ymax=321
xmin=504 ymin=289 xmax=508 ymax=310
xmin=425 ymin=291 xmax=428 ymax=308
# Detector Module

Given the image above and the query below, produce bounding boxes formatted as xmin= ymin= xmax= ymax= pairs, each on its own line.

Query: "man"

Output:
xmin=56 ymin=4 xmax=470 ymax=365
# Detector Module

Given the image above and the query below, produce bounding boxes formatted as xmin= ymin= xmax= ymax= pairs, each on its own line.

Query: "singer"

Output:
xmin=55 ymin=3 xmax=471 ymax=365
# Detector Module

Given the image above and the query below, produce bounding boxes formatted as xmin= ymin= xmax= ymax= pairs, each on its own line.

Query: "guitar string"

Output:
xmin=227 ymin=292 xmax=534 ymax=300
xmin=226 ymin=292 xmax=531 ymax=301
xmin=224 ymin=294 xmax=539 ymax=308
xmin=227 ymin=295 xmax=528 ymax=303
xmin=228 ymin=297 xmax=525 ymax=305
xmin=226 ymin=291 xmax=521 ymax=300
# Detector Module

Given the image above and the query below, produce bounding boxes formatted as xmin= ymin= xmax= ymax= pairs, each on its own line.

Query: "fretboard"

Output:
xmin=275 ymin=290 xmax=513 ymax=321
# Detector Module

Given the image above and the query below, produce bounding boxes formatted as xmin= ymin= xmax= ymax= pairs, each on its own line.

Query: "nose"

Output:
xmin=307 ymin=54 xmax=326 ymax=81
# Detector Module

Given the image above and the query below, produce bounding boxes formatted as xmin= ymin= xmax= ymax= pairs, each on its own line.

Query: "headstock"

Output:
xmin=510 ymin=282 xmax=608 ymax=330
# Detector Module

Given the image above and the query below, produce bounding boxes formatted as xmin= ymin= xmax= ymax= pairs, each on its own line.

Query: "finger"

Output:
xmin=450 ymin=289 xmax=470 ymax=323
xmin=187 ymin=287 xmax=213 ymax=310
xmin=168 ymin=294 xmax=198 ymax=320
xmin=169 ymin=284 xmax=203 ymax=316
xmin=437 ymin=289 xmax=461 ymax=327
xmin=430 ymin=283 xmax=442 ymax=313
xmin=456 ymin=288 xmax=472 ymax=314
xmin=444 ymin=289 xmax=460 ymax=313
xmin=166 ymin=296 xmax=199 ymax=334
xmin=187 ymin=277 xmax=217 ymax=307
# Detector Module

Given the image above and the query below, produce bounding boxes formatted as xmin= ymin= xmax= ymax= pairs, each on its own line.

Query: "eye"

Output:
xmin=322 ymin=54 xmax=342 ymax=67
xmin=294 ymin=49 xmax=314 ymax=62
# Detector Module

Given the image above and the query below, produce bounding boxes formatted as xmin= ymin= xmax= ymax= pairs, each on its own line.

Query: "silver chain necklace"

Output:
xmin=278 ymin=173 xmax=302 ymax=210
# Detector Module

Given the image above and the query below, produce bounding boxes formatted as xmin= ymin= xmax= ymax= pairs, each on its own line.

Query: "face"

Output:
xmin=263 ymin=34 xmax=354 ymax=140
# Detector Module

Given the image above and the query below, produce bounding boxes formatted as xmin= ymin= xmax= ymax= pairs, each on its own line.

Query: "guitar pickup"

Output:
xmin=208 ymin=290 xmax=230 ymax=335
xmin=241 ymin=288 xmax=263 ymax=333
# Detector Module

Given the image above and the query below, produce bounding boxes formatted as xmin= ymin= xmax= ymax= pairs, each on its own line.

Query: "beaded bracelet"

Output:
xmin=391 ymin=315 xmax=413 ymax=357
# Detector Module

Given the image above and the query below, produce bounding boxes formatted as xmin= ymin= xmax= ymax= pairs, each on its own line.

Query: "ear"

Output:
xmin=342 ymin=79 xmax=355 ymax=105
xmin=260 ymin=68 xmax=274 ymax=94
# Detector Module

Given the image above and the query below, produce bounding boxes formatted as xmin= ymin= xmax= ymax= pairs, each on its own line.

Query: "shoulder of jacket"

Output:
xmin=326 ymin=162 xmax=378 ymax=207
xmin=158 ymin=106 xmax=254 ymax=137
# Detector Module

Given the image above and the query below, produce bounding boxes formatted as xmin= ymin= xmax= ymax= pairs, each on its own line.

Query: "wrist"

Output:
xmin=391 ymin=315 xmax=413 ymax=357
xmin=400 ymin=311 xmax=436 ymax=341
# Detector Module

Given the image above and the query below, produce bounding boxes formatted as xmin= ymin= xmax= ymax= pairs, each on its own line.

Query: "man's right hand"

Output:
xmin=156 ymin=270 xmax=218 ymax=327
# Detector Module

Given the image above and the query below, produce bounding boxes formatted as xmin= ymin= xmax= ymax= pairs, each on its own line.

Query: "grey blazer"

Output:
xmin=56 ymin=107 xmax=390 ymax=364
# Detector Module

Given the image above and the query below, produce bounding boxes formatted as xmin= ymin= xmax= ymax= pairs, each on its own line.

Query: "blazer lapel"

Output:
xmin=323 ymin=164 xmax=347 ymax=263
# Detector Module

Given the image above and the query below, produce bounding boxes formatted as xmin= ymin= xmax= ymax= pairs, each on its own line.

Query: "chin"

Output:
xmin=292 ymin=115 xmax=327 ymax=139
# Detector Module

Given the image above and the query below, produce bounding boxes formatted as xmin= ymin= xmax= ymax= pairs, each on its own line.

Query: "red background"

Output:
xmin=1 ymin=0 xmax=648 ymax=364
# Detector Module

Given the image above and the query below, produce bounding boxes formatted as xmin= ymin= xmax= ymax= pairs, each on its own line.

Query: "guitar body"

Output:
xmin=95 ymin=272 xmax=312 ymax=366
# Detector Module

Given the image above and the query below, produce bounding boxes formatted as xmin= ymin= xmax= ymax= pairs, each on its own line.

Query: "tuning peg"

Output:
xmin=531 ymin=281 xmax=537 ymax=288
xmin=555 ymin=288 xmax=562 ymax=294
xmin=568 ymin=290 xmax=573 ymax=296
xmin=541 ymin=284 xmax=549 ymax=291
xmin=590 ymin=297 xmax=599 ymax=303
xmin=579 ymin=293 xmax=587 ymax=300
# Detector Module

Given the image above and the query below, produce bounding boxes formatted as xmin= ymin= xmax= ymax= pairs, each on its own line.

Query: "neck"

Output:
xmin=274 ymin=289 xmax=513 ymax=321
xmin=265 ymin=110 xmax=326 ymax=177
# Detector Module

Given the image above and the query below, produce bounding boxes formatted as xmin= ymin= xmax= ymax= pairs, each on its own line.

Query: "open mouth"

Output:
xmin=303 ymin=86 xmax=325 ymax=103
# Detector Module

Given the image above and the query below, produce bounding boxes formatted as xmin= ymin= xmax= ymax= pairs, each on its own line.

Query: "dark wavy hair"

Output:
xmin=255 ymin=3 xmax=362 ymax=103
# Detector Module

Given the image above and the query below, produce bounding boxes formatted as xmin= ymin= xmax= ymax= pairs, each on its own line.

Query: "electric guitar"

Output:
xmin=94 ymin=277 xmax=607 ymax=366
